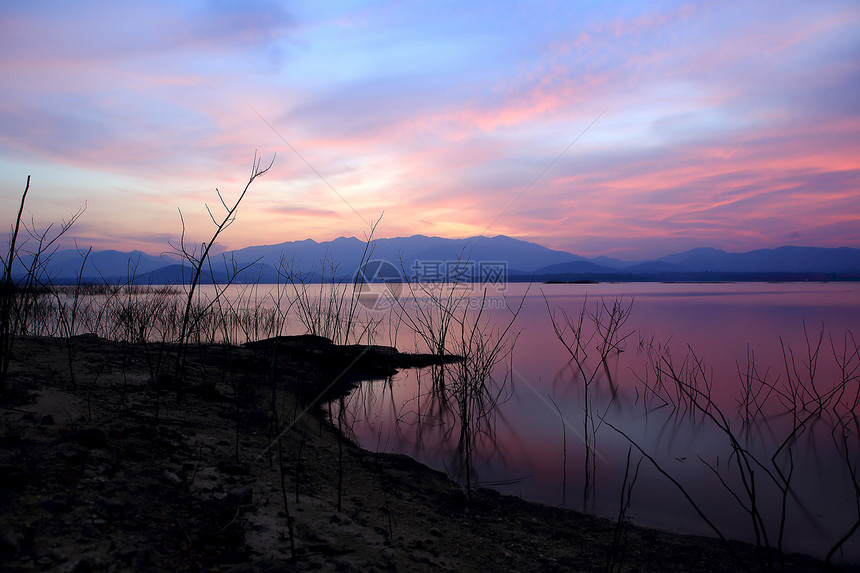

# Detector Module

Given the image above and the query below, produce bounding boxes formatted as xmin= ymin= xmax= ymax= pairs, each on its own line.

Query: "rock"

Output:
xmin=0 ymin=467 xmax=31 ymax=487
xmin=88 ymin=449 xmax=117 ymax=475
xmin=334 ymin=558 xmax=359 ymax=572
xmin=0 ymin=529 xmax=23 ymax=554
xmin=58 ymin=428 xmax=107 ymax=450
xmin=118 ymin=547 xmax=137 ymax=564
xmin=217 ymin=460 xmax=249 ymax=476
xmin=36 ymin=555 xmax=54 ymax=570
xmin=225 ymin=485 xmax=253 ymax=505
xmin=33 ymin=547 xmax=52 ymax=559
xmin=124 ymin=425 xmax=157 ymax=440
xmin=373 ymin=526 xmax=390 ymax=538
xmin=160 ymin=470 xmax=182 ymax=487
xmin=40 ymin=414 xmax=55 ymax=425
xmin=103 ymin=497 xmax=126 ymax=519
xmin=40 ymin=499 xmax=71 ymax=514
xmin=0 ymin=434 xmax=21 ymax=447
xmin=53 ymin=443 xmax=88 ymax=464
xmin=132 ymin=549 xmax=151 ymax=567
xmin=72 ymin=557 xmax=94 ymax=572
xmin=190 ymin=466 xmax=220 ymax=492
xmin=189 ymin=382 xmax=225 ymax=401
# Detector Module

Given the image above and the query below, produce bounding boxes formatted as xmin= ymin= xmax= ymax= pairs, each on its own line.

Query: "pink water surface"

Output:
xmin=338 ymin=282 xmax=860 ymax=563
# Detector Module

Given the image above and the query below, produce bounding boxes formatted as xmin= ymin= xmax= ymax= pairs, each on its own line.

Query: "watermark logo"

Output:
xmin=356 ymin=259 xmax=509 ymax=311
xmin=410 ymin=260 xmax=508 ymax=285
xmin=355 ymin=260 xmax=403 ymax=311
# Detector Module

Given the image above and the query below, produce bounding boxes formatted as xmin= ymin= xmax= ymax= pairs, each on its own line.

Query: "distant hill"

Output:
xmin=656 ymin=246 xmax=860 ymax=274
xmin=620 ymin=261 xmax=688 ymax=274
xmin=230 ymin=237 xmax=369 ymax=278
xmin=533 ymin=260 xmax=619 ymax=275
xmin=588 ymin=255 xmax=633 ymax=269
xmin=16 ymin=236 xmax=860 ymax=284
xmin=12 ymin=249 xmax=179 ymax=282
xmin=57 ymin=249 xmax=177 ymax=279
xmin=229 ymin=234 xmax=583 ymax=278
xmin=134 ymin=262 xmax=278 ymax=285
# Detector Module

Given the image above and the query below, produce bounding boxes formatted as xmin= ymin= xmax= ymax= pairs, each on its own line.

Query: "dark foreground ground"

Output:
xmin=0 ymin=335 xmax=854 ymax=572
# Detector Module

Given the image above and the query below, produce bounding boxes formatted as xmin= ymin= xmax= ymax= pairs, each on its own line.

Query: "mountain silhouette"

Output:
xmin=22 ymin=236 xmax=860 ymax=283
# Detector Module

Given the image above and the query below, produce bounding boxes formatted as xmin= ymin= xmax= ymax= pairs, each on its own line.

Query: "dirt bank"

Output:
xmin=0 ymin=335 xmax=850 ymax=572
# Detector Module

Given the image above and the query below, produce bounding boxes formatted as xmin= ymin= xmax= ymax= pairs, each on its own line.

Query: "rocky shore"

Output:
xmin=0 ymin=335 xmax=851 ymax=572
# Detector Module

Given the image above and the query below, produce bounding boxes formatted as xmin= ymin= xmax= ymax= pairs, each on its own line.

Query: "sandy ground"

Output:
xmin=0 ymin=335 xmax=853 ymax=572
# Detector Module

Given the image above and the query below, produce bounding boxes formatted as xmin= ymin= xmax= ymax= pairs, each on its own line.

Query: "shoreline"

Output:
xmin=1 ymin=335 xmax=855 ymax=571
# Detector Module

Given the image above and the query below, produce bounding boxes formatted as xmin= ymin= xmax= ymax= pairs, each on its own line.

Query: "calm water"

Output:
xmin=333 ymin=282 xmax=860 ymax=562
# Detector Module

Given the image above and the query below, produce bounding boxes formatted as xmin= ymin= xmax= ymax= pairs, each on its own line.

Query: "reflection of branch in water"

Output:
xmin=605 ymin=446 xmax=642 ymax=573
xmin=826 ymin=433 xmax=860 ymax=565
xmin=444 ymin=287 xmax=525 ymax=500
xmin=603 ymin=418 xmax=742 ymax=566
xmin=543 ymin=294 xmax=634 ymax=510
xmin=548 ymin=393 xmax=567 ymax=507
xmin=621 ymin=323 xmax=860 ymax=569
xmin=343 ymin=287 xmax=528 ymax=503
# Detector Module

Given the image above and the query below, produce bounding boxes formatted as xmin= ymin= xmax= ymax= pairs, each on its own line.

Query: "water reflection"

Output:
xmin=336 ymin=282 xmax=860 ymax=563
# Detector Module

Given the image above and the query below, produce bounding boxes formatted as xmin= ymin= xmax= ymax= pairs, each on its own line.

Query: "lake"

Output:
xmin=331 ymin=281 xmax=860 ymax=563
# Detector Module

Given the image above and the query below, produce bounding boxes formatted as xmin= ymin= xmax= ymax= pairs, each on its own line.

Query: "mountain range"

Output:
xmin=17 ymin=235 xmax=860 ymax=284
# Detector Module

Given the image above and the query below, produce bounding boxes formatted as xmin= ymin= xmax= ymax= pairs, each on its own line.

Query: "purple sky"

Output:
xmin=1 ymin=1 xmax=858 ymax=259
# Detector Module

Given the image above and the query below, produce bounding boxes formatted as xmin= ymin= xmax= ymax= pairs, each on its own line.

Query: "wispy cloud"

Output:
xmin=1 ymin=1 xmax=857 ymax=257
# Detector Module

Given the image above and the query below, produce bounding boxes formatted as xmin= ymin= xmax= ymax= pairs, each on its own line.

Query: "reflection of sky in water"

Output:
xmin=337 ymin=283 xmax=860 ymax=562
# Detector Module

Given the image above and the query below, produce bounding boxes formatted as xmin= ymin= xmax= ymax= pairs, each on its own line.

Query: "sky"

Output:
xmin=1 ymin=1 xmax=858 ymax=260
